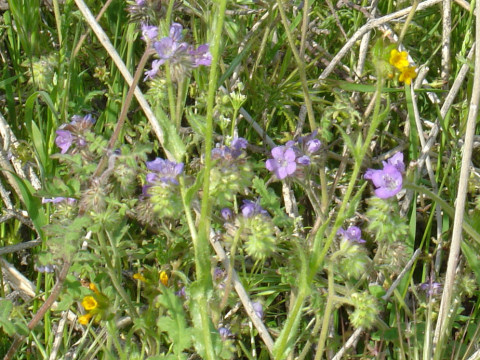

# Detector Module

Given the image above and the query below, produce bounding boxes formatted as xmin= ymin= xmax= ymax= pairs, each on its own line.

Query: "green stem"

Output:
xmin=314 ymin=262 xmax=335 ymax=360
xmin=97 ymin=231 xmax=138 ymax=319
xmin=165 ymin=64 xmax=177 ymax=130
xmin=276 ymin=0 xmax=315 ymax=131
xmin=195 ymin=2 xmax=228 ymax=358
xmin=165 ymin=0 xmax=176 ymax=24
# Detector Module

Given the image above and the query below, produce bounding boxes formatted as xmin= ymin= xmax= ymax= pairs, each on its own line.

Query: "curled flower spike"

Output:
xmin=389 ymin=49 xmax=409 ymax=70
xmin=364 ymin=152 xmax=405 ymax=199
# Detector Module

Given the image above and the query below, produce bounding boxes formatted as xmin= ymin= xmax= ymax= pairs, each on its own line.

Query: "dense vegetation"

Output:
xmin=1 ymin=0 xmax=480 ymax=359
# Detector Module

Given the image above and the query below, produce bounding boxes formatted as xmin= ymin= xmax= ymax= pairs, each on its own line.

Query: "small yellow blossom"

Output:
xmin=81 ymin=296 xmax=98 ymax=311
xmin=398 ymin=66 xmax=417 ymax=85
xmin=160 ymin=271 xmax=168 ymax=286
xmin=133 ymin=273 xmax=147 ymax=282
xmin=389 ymin=49 xmax=409 ymax=70
xmin=78 ymin=312 xmax=92 ymax=325
xmin=89 ymin=283 xmax=99 ymax=294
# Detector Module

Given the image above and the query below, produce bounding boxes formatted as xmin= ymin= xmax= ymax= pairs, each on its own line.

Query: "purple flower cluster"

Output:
xmin=265 ymin=132 xmax=321 ymax=180
xmin=145 ymin=158 xmax=184 ymax=187
xmin=42 ymin=197 xmax=77 ymax=205
xmin=144 ymin=23 xmax=212 ymax=80
xmin=419 ymin=281 xmax=442 ymax=296
xmin=337 ymin=226 xmax=365 ymax=244
xmin=241 ymin=200 xmax=269 ymax=218
xmin=364 ymin=152 xmax=405 ymax=199
xmin=212 ymin=137 xmax=248 ymax=162
xmin=55 ymin=114 xmax=95 ymax=154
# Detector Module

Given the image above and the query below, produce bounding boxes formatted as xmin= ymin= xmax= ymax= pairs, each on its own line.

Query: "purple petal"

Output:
xmin=144 ymin=60 xmax=162 ymax=80
xmin=284 ymin=148 xmax=296 ymax=162
xmin=386 ymin=152 xmax=405 ymax=173
xmin=306 ymin=139 xmax=321 ymax=154
xmin=297 ymin=155 xmax=310 ymax=165
xmin=271 ymin=146 xmax=285 ymax=159
xmin=231 ymin=137 xmax=248 ymax=150
xmin=169 ymin=23 xmax=183 ymax=42
xmin=190 ymin=44 xmax=212 ymax=67
xmin=154 ymin=37 xmax=177 ymax=60
xmin=277 ymin=167 xmax=288 ymax=180
xmin=265 ymin=159 xmax=277 ymax=172
xmin=285 ymin=161 xmax=297 ymax=175
xmin=141 ymin=24 xmax=158 ymax=41
xmin=55 ymin=130 xmax=73 ymax=154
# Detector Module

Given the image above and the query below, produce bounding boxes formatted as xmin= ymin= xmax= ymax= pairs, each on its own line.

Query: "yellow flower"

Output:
xmin=389 ymin=49 xmax=409 ymax=70
xmin=89 ymin=283 xmax=100 ymax=294
xmin=78 ymin=312 xmax=92 ymax=325
xmin=133 ymin=273 xmax=147 ymax=282
xmin=399 ymin=66 xmax=417 ymax=85
xmin=160 ymin=271 xmax=168 ymax=286
xmin=81 ymin=296 xmax=98 ymax=311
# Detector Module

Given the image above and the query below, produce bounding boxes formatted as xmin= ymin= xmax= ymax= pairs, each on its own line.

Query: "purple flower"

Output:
xmin=218 ymin=327 xmax=233 ymax=340
xmin=241 ymin=200 xmax=268 ymax=218
xmin=231 ymin=137 xmax=248 ymax=151
xmin=337 ymin=226 xmax=365 ymax=244
xmin=419 ymin=281 xmax=442 ymax=296
xmin=146 ymin=158 xmax=184 ymax=185
xmin=144 ymin=59 xmax=162 ymax=80
xmin=296 ymin=155 xmax=311 ymax=165
xmin=141 ymin=23 xmax=158 ymax=42
xmin=213 ymin=267 xmax=226 ymax=281
xmin=306 ymin=139 xmax=321 ymax=154
xmin=384 ymin=152 xmax=405 ymax=173
xmin=175 ymin=286 xmax=186 ymax=298
xmin=221 ymin=208 xmax=233 ymax=221
xmin=42 ymin=197 xmax=76 ymax=205
xmin=189 ymin=44 xmax=212 ymax=67
xmin=265 ymin=146 xmax=297 ymax=180
xmin=35 ymin=264 xmax=56 ymax=273
xmin=169 ymin=23 xmax=183 ymax=42
xmin=364 ymin=152 xmax=404 ymax=199
xmin=153 ymin=37 xmax=188 ymax=65
xmin=55 ymin=130 xmax=74 ymax=154
xmin=252 ymin=301 xmax=264 ymax=319
xmin=55 ymin=114 xmax=95 ymax=154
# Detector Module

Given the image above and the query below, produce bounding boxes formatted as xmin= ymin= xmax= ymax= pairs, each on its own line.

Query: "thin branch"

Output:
xmin=209 ymin=231 xmax=275 ymax=355
xmin=434 ymin=0 xmax=480 ymax=349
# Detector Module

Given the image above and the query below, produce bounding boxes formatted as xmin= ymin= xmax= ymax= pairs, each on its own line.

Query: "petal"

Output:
xmin=277 ymin=167 xmax=288 ymax=180
xmin=265 ymin=159 xmax=277 ymax=172
xmin=285 ymin=161 xmax=297 ymax=175
xmin=284 ymin=148 xmax=296 ymax=162
xmin=271 ymin=146 xmax=285 ymax=159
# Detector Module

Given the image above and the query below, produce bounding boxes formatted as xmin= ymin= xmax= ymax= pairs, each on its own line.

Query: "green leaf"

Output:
xmin=3 ymin=170 xmax=47 ymax=238
xmin=153 ymin=106 xmax=185 ymax=162
xmin=156 ymin=289 xmax=192 ymax=355
xmin=0 ymin=299 xmax=15 ymax=336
